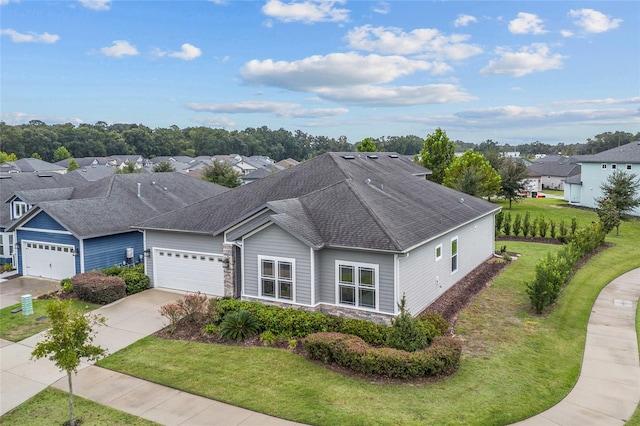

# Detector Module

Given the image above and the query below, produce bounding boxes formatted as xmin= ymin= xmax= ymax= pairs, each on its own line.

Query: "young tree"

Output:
xmin=0 ymin=151 xmax=18 ymax=163
xmin=31 ymin=299 xmax=106 ymax=426
xmin=67 ymin=158 xmax=80 ymax=172
xmin=53 ymin=146 xmax=73 ymax=162
xmin=355 ymin=137 xmax=377 ymax=152
xmin=597 ymin=196 xmax=622 ymax=235
xmin=415 ymin=127 xmax=455 ymax=184
xmin=116 ymin=161 xmax=140 ymax=174
xmin=31 ymin=152 xmax=43 ymax=160
xmin=499 ymin=158 xmax=529 ymax=208
xmin=597 ymin=170 xmax=640 ymax=228
xmin=443 ymin=150 xmax=501 ymax=200
xmin=153 ymin=160 xmax=176 ymax=172
xmin=201 ymin=161 xmax=241 ymax=188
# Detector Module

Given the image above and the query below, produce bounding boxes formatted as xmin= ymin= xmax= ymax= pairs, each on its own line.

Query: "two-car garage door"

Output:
xmin=153 ymin=249 xmax=225 ymax=296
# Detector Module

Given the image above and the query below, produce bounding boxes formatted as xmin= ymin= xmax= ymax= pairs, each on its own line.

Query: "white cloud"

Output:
xmin=169 ymin=43 xmax=202 ymax=60
xmin=1 ymin=0 xmax=21 ymax=5
xmin=240 ymin=52 xmax=434 ymax=91
xmin=315 ymin=84 xmax=476 ymax=106
xmin=454 ymin=14 xmax=477 ymax=27
xmin=560 ymin=30 xmax=574 ymax=38
xmin=193 ymin=116 xmax=236 ymax=127
xmin=100 ymin=40 xmax=138 ymax=57
xmin=569 ymin=9 xmax=622 ymax=33
xmin=552 ymin=97 xmax=640 ymax=106
xmin=186 ymin=101 xmax=300 ymax=114
xmin=277 ymin=107 xmax=349 ymax=118
xmin=78 ymin=0 xmax=111 ymax=11
xmin=345 ymin=25 xmax=482 ymax=60
xmin=0 ymin=112 xmax=83 ymax=125
xmin=508 ymin=12 xmax=546 ymax=35
xmin=1 ymin=29 xmax=59 ymax=43
xmin=372 ymin=2 xmax=389 ymax=15
xmin=208 ymin=0 xmax=229 ymax=5
xmin=480 ymin=43 xmax=565 ymax=77
xmin=261 ymin=0 xmax=349 ymax=24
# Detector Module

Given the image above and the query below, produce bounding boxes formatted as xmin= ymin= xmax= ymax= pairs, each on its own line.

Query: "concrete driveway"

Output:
xmin=0 ymin=277 xmax=59 ymax=309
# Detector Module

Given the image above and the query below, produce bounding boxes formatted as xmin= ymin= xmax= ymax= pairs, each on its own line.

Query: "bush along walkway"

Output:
xmin=514 ymin=267 xmax=640 ymax=426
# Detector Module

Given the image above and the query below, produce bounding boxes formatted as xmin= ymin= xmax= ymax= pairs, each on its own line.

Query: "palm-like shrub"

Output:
xmin=219 ymin=310 xmax=260 ymax=341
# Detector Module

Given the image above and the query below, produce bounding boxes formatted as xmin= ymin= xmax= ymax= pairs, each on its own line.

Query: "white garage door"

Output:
xmin=153 ymin=248 xmax=225 ymax=296
xmin=22 ymin=241 xmax=76 ymax=280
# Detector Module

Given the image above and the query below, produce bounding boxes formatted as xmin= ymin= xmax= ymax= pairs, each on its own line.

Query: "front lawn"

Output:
xmin=0 ymin=299 xmax=98 ymax=342
xmin=99 ymin=199 xmax=640 ymax=425
xmin=0 ymin=388 xmax=159 ymax=425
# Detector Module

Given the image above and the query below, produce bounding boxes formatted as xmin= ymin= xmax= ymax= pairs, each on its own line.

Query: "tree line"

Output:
xmin=1 ymin=120 xmax=637 ymax=163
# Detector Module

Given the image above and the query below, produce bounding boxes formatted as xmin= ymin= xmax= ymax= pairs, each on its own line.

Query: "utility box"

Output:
xmin=126 ymin=247 xmax=134 ymax=259
xmin=22 ymin=294 xmax=34 ymax=316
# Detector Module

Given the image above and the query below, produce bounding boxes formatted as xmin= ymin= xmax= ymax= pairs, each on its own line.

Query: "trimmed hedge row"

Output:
xmin=209 ymin=299 xmax=446 ymax=347
xmin=72 ymin=272 xmax=126 ymax=304
xmin=101 ymin=264 xmax=149 ymax=295
xmin=304 ymin=332 xmax=462 ymax=379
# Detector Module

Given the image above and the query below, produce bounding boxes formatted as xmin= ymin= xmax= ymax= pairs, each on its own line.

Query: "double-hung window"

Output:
xmin=337 ymin=261 xmax=378 ymax=309
xmin=451 ymin=236 xmax=458 ymax=274
xmin=259 ymin=256 xmax=294 ymax=300
xmin=12 ymin=202 xmax=28 ymax=220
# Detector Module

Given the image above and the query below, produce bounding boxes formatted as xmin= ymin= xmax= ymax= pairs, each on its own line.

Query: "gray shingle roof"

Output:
xmin=7 ymin=173 xmax=228 ymax=239
xmin=529 ymin=161 xmax=581 ymax=178
xmin=137 ymin=152 xmax=498 ymax=252
xmin=1 ymin=158 xmax=66 ymax=173
xmin=577 ymin=141 xmax=640 ymax=163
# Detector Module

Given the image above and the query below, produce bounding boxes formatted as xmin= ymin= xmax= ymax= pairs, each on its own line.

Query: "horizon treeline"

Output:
xmin=1 ymin=120 xmax=638 ymax=163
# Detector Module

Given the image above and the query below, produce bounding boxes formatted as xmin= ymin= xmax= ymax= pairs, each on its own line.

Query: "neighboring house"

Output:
xmin=241 ymin=168 xmax=272 ymax=185
xmin=213 ymin=155 xmax=257 ymax=176
xmin=0 ymin=159 xmax=67 ymax=174
xmin=564 ymin=174 xmax=581 ymax=204
xmin=107 ymin=155 xmax=146 ymax=170
xmin=137 ymin=152 xmax=499 ymax=322
xmin=276 ymin=158 xmax=300 ymax=169
xmin=521 ymin=169 xmax=542 ymax=197
xmin=0 ymin=173 xmax=82 ymax=265
xmin=564 ymin=142 xmax=640 ymax=216
xmin=6 ymin=173 xmax=228 ymax=280
xmin=501 ymin=151 xmax=521 ymax=158
xmin=55 ymin=157 xmax=110 ymax=168
xmin=528 ymin=155 xmax=581 ymax=190
xmin=66 ymin=165 xmax=116 ymax=182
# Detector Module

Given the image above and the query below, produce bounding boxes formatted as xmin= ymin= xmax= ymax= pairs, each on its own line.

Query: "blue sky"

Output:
xmin=1 ymin=0 xmax=638 ymax=145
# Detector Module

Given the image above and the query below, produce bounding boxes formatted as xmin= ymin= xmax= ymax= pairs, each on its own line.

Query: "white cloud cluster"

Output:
xmin=0 ymin=111 xmax=83 ymax=125
xmin=262 ymin=0 xmax=349 ymax=24
xmin=153 ymin=43 xmax=203 ymax=60
xmin=315 ymin=84 xmax=475 ymax=106
xmin=0 ymin=0 xmax=21 ymax=6
xmin=553 ymin=97 xmax=640 ymax=106
xmin=481 ymin=43 xmax=565 ymax=77
xmin=100 ymin=40 xmax=138 ymax=57
xmin=508 ymin=12 xmax=546 ymax=35
xmin=372 ymin=2 xmax=390 ymax=15
xmin=1 ymin=29 xmax=59 ymax=43
xmin=186 ymin=101 xmax=349 ymax=118
xmin=569 ymin=8 xmax=622 ymax=33
xmin=346 ymin=25 xmax=482 ymax=60
xmin=453 ymin=14 xmax=477 ymax=27
xmin=78 ymin=0 xmax=111 ymax=11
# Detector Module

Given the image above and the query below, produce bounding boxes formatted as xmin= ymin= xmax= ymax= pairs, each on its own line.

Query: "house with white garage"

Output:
xmin=6 ymin=173 xmax=227 ymax=280
xmin=137 ymin=152 xmax=500 ymax=322
xmin=564 ymin=141 xmax=640 ymax=216
xmin=528 ymin=155 xmax=581 ymax=191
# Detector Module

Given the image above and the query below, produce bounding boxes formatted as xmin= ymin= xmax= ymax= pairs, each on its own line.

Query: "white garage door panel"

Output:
xmin=22 ymin=241 xmax=76 ymax=280
xmin=154 ymin=249 xmax=224 ymax=296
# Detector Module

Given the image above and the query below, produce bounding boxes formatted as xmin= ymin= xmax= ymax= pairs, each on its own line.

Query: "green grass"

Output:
xmin=496 ymin=195 xmax=599 ymax=230
xmin=0 ymin=387 xmax=159 ymax=425
xmin=541 ymin=189 xmax=564 ymax=197
xmin=0 ymin=299 xmax=98 ymax=342
xmin=98 ymin=198 xmax=640 ymax=426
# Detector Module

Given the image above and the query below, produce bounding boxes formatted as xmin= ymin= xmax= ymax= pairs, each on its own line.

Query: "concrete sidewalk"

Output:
xmin=514 ymin=267 xmax=640 ymax=425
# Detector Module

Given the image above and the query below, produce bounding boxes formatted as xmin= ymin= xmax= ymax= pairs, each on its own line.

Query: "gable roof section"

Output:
xmin=2 ymin=158 xmax=66 ymax=173
xmin=8 ymin=173 xmax=228 ymax=239
xmin=578 ymin=141 xmax=640 ymax=164
xmin=138 ymin=152 xmax=498 ymax=251
xmin=528 ymin=161 xmax=580 ymax=178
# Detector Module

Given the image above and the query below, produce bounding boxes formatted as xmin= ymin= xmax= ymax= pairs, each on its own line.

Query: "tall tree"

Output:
xmin=596 ymin=170 xmax=640 ymax=234
xmin=355 ymin=137 xmax=377 ymax=152
xmin=201 ymin=161 xmax=241 ymax=188
xmin=415 ymin=128 xmax=455 ymax=184
xmin=67 ymin=158 xmax=80 ymax=172
xmin=153 ymin=160 xmax=176 ymax=172
xmin=53 ymin=146 xmax=73 ymax=162
xmin=596 ymin=196 xmax=621 ymax=235
xmin=443 ymin=150 xmax=501 ymax=199
xmin=31 ymin=299 xmax=106 ymax=426
xmin=499 ymin=158 xmax=529 ymax=208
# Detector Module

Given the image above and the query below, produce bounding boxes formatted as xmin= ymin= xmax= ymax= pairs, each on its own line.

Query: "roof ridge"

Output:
xmin=343 ymin=180 xmax=403 ymax=251
xmin=327 ymin=152 xmax=358 ymax=181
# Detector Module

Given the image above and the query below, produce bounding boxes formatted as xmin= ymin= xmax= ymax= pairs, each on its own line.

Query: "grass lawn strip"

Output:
xmin=0 ymin=387 xmax=159 ymax=425
xmin=98 ymin=199 xmax=640 ymax=426
xmin=0 ymin=299 xmax=98 ymax=342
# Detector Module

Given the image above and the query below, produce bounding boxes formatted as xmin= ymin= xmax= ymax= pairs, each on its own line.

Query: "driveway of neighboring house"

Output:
xmin=0 ymin=276 xmax=59 ymax=309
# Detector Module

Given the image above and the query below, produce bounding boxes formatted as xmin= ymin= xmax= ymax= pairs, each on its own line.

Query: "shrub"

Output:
xmin=202 ymin=323 xmax=218 ymax=334
xmin=100 ymin=265 xmax=124 ymax=276
xmin=550 ymin=220 xmax=557 ymax=239
xmin=522 ymin=211 xmax=531 ymax=237
xmin=160 ymin=303 xmax=184 ymax=333
xmin=559 ymin=219 xmax=568 ymax=239
xmin=530 ymin=216 xmax=539 ymax=238
xmin=60 ymin=278 xmax=73 ymax=293
xmin=571 ymin=217 xmax=578 ymax=235
xmin=339 ymin=318 xmax=387 ymax=347
xmin=72 ymin=272 xmax=126 ymax=304
xmin=177 ymin=292 xmax=208 ymax=323
xmin=539 ymin=215 xmax=548 ymax=238
xmin=512 ymin=213 xmax=522 ymax=236
xmin=304 ymin=333 xmax=461 ymax=379
xmin=118 ymin=267 xmax=149 ymax=295
xmin=259 ymin=330 xmax=277 ymax=345
xmin=385 ymin=295 xmax=428 ymax=352
xmin=502 ymin=212 xmax=512 ymax=236
xmin=495 ymin=211 xmax=504 ymax=235
xmin=419 ymin=313 xmax=449 ymax=336
xmin=219 ymin=310 xmax=260 ymax=341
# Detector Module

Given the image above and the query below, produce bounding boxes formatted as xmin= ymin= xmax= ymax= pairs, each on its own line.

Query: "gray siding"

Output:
xmin=145 ymin=230 xmax=223 ymax=286
xmin=226 ymin=210 xmax=272 ymax=241
xmin=317 ymin=249 xmax=395 ymax=314
xmin=399 ymin=213 xmax=495 ymax=315
xmin=243 ymin=224 xmax=312 ymax=305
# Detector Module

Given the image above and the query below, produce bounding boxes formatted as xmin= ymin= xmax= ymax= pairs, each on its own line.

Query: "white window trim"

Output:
xmin=601 ymin=164 xmax=607 ymax=169
xmin=435 ymin=243 xmax=443 ymax=261
xmin=627 ymin=164 xmax=632 ymax=170
xmin=335 ymin=260 xmax=379 ymax=311
xmin=451 ymin=236 xmax=459 ymax=275
xmin=258 ymin=255 xmax=295 ymax=302
xmin=611 ymin=164 xmax=617 ymax=170
xmin=12 ymin=202 xmax=29 ymax=220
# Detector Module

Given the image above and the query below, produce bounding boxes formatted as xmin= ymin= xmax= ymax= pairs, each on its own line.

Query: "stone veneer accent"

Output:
xmin=241 ymin=296 xmax=394 ymax=325
xmin=222 ymin=242 xmax=235 ymax=297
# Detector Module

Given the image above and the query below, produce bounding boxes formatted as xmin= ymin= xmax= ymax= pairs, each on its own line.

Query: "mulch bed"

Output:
xmin=496 ymin=235 xmax=563 ymax=245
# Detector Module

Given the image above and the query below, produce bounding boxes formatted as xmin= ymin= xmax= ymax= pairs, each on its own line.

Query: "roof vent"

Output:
xmin=459 ymin=198 xmax=465 ymax=204
xmin=342 ymin=155 xmax=355 ymax=160
xmin=366 ymin=155 xmax=378 ymax=160
xmin=365 ymin=178 xmax=371 ymax=185
xmin=163 ymin=187 xmax=168 ymax=191
xmin=389 ymin=154 xmax=399 ymax=159
xmin=38 ymin=174 xmax=52 ymax=177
